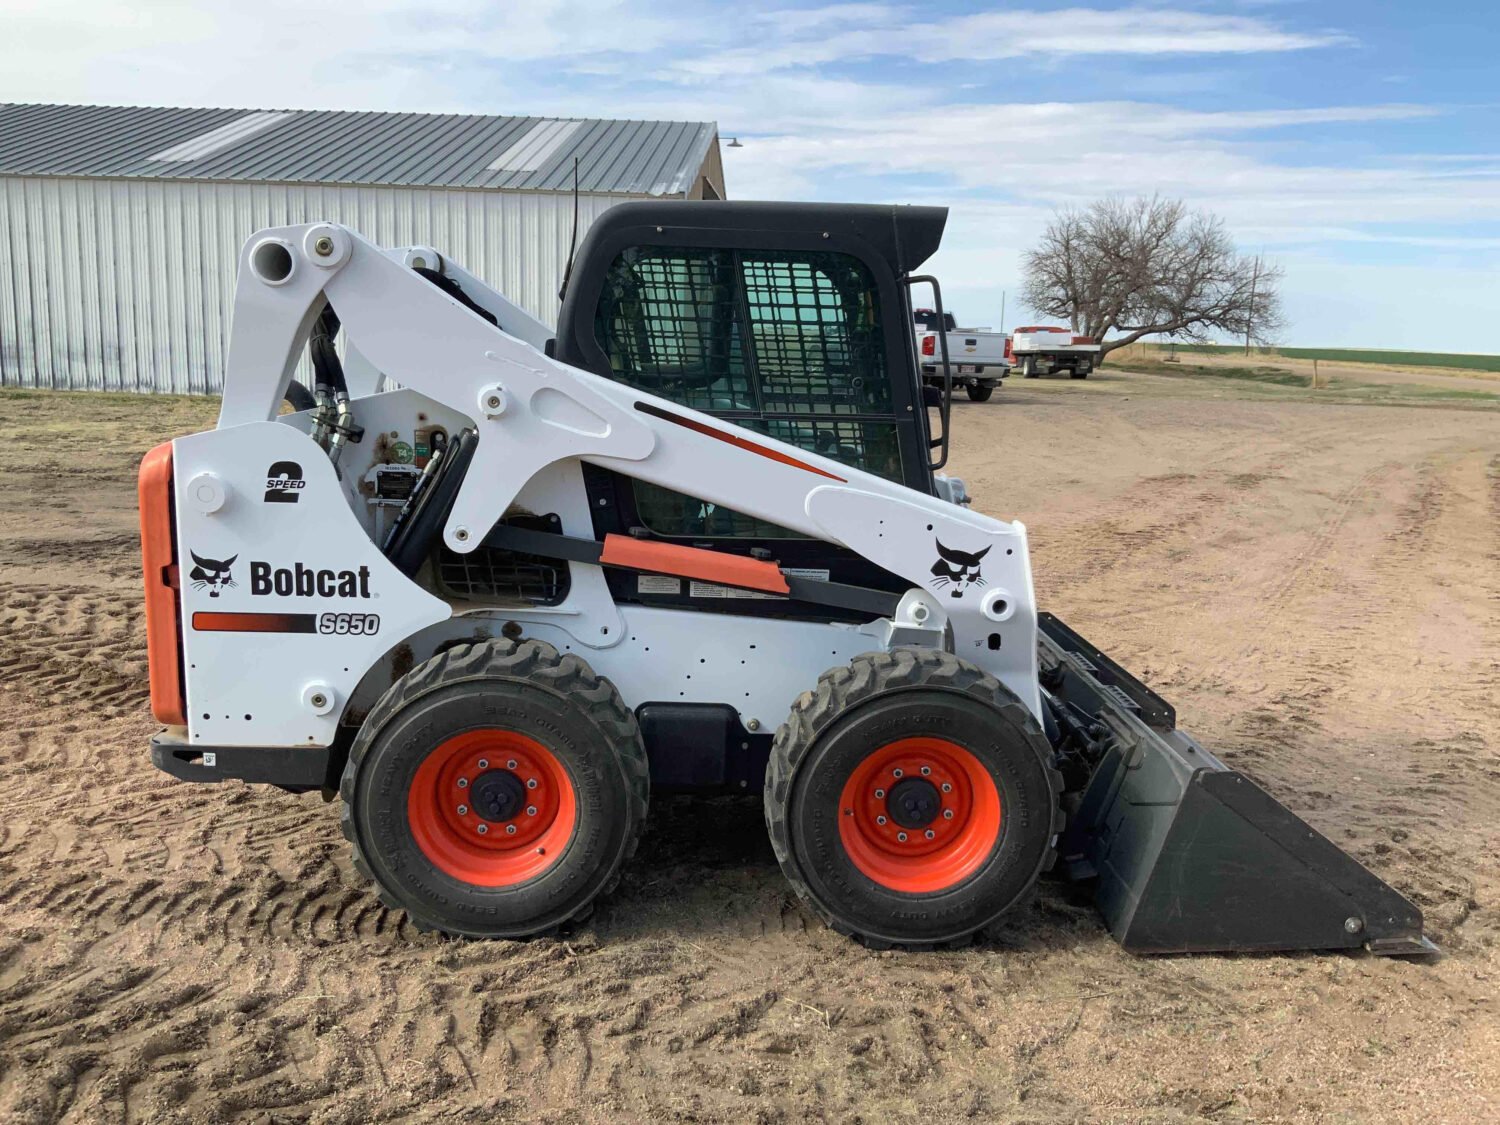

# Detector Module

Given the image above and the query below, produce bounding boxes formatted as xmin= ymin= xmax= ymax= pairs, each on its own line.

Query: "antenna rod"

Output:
xmin=558 ymin=157 xmax=582 ymax=303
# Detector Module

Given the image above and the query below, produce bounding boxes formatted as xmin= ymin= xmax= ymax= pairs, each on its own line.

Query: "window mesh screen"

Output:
xmin=742 ymin=253 xmax=891 ymax=416
xmin=595 ymin=245 xmax=904 ymax=539
xmin=595 ymin=248 xmax=753 ymax=413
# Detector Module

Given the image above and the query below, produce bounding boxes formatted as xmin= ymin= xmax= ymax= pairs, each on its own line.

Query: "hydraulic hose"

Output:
xmin=308 ymin=305 xmax=343 ymax=449
xmin=306 ymin=304 xmax=362 ymax=470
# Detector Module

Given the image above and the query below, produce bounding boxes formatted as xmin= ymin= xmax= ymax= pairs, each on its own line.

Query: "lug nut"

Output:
xmin=507 ymin=759 xmax=518 ymax=769
xmin=897 ymin=832 xmax=908 ymax=842
xmin=876 ymin=815 xmax=887 ymax=825
xmin=526 ymin=805 xmax=537 ymax=816
xmin=506 ymin=824 xmax=517 ymax=835
xmin=874 ymin=788 xmax=885 ymax=799
xmin=457 ymin=778 xmax=468 ymax=789
xmin=920 ymin=766 xmax=931 ymax=776
xmin=943 ymin=809 xmax=954 ymax=819
xmin=476 ymin=824 xmax=488 ymax=835
xmin=925 ymin=829 xmax=936 ymax=839
xmin=478 ymin=759 xmax=489 ymax=769
xmin=941 ymin=782 xmax=952 ymax=793
xmin=457 ymin=804 xmax=468 ymax=815
xmin=526 ymin=778 xmax=538 ymax=789
xmin=892 ymin=768 xmax=903 ymax=778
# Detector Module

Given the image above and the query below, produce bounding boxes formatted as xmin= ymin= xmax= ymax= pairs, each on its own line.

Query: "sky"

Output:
xmin=4 ymin=1 xmax=1498 ymax=351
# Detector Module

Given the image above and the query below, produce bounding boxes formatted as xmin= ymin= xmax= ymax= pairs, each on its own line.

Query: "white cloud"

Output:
xmin=913 ymin=7 xmax=1351 ymax=59
xmin=672 ymin=4 xmax=1346 ymax=77
xmin=0 ymin=1 xmax=1351 ymax=107
xmin=724 ymin=100 xmax=1492 ymax=232
xmin=3 ymin=0 xmax=1493 ymax=348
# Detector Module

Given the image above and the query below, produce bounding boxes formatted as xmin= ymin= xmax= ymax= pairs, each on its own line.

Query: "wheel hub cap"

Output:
xmin=471 ymin=769 xmax=526 ymax=823
xmin=887 ymin=777 xmax=941 ymax=829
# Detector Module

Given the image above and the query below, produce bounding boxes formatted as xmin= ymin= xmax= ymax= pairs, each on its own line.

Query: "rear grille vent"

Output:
xmin=434 ymin=514 xmax=570 ymax=606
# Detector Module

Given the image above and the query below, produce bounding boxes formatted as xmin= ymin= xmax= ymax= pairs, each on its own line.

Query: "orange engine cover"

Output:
xmin=138 ymin=442 xmax=186 ymax=725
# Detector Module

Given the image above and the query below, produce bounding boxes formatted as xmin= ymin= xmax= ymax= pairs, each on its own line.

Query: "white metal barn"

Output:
xmin=0 ymin=104 xmax=725 ymax=394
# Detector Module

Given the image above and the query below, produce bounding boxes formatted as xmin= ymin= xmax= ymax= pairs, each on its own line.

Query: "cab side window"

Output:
xmin=594 ymin=246 xmax=903 ymax=537
xmin=594 ymin=247 xmax=753 ymax=414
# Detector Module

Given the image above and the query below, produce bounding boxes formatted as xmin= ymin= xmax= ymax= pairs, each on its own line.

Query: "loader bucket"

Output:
xmin=1039 ymin=614 xmax=1435 ymax=956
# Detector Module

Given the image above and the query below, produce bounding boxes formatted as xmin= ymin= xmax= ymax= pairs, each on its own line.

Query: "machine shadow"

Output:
xmin=591 ymin=792 xmax=1110 ymax=953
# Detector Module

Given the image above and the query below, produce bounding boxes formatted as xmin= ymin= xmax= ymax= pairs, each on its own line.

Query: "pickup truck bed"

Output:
xmin=1010 ymin=326 xmax=1101 ymax=379
xmin=913 ymin=309 xmax=1010 ymax=401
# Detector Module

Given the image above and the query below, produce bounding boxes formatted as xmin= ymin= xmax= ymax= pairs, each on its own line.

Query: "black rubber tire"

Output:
xmin=1021 ymin=359 xmax=1038 ymax=378
xmin=765 ymin=649 xmax=1063 ymax=950
xmin=965 ymin=384 xmax=995 ymax=402
xmin=340 ymin=638 xmax=648 ymax=938
xmin=1069 ymin=368 xmax=1090 ymax=380
xmin=282 ymin=379 xmax=317 ymax=412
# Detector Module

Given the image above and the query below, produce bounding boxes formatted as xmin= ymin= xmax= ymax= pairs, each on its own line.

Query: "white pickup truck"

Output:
xmin=1009 ymin=326 xmax=1102 ymax=379
xmin=913 ymin=309 xmax=1010 ymax=402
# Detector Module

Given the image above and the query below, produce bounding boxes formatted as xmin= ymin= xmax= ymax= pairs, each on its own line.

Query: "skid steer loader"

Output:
xmin=139 ymin=202 xmax=1432 ymax=953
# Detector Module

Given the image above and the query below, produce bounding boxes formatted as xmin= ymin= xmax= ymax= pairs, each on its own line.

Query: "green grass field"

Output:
xmin=1103 ymin=357 xmax=1500 ymax=408
xmin=1167 ymin=343 xmax=1500 ymax=372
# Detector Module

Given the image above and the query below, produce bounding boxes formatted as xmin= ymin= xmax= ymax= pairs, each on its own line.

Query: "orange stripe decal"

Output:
xmin=192 ymin=612 xmax=318 ymax=633
xmin=634 ymin=401 xmax=846 ymax=482
xmin=139 ymin=442 xmax=186 ymax=725
xmin=600 ymin=534 xmax=790 ymax=595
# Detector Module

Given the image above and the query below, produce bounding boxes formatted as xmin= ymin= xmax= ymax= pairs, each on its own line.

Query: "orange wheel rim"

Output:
xmin=407 ymin=730 xmax=575 ymax=887
xmin=837 ymin=737 xmax=1001 ymax=893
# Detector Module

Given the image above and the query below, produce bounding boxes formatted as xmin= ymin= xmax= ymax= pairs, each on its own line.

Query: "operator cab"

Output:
xmin=548 ymin=200 xmax=955 ymax=619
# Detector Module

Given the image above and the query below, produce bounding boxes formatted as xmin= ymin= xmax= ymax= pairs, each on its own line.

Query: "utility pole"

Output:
xmin=1245 ymin=255 xmax=1260 ymax=357
xmin=999 ymin=291 xmax=1006 ymax=331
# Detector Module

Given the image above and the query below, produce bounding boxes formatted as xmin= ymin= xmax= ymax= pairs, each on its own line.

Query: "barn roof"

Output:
xmin=0 ymin=103 xmax=719 ymax=195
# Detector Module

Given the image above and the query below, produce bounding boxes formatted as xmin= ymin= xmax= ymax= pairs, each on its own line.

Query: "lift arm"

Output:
xmin=217 ymin=223 xmax=1040 ymax=715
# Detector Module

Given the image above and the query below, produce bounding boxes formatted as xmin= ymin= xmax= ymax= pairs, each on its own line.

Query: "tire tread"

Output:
xmin=764 ymin=647 xmax=1063 ymax=951
xmin=340 ymin=638 xmax=649 ymax=939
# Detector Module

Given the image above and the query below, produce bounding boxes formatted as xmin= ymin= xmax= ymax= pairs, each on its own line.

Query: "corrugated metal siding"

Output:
xmin=0 ymin=176 xmax=633 ymax=394
xmin=0 ymin=104 xmax=718 ymax=196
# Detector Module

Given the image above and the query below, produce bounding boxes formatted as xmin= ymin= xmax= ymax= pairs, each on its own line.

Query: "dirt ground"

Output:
xmin=1 ymin=370 xmax=1497 ymax=1124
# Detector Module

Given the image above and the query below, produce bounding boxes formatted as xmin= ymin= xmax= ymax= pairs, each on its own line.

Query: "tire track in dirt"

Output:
xmin=1021 ymin=409 xmax=1377 ymax=656
xmin=1006 ymin=401 xmax=1499 ymax=963
xmin=0 ymin=582 xmax=149 ymax=721
xmin=1340 ymin=450 xmax=1500 ymax=945
xmin=1033 ymin=468 xmax=1287 ymax=627
xmin=1258 ymin=461 xmax=1399 ymax=610
xmin=1193 ymin=460 xmax=1405 ymax=761
xmin=1199 ymin=447 xmax=1500 ymax=950
xmin=4 ymin=386 xmax=1500 ymax=1123
xmin=0 ymin=531 xmax=139 ymax=571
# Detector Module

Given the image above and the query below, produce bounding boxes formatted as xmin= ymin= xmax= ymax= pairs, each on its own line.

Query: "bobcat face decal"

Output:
xmin=188 ymin=552 xmax=237 ymax=598
xmin=929 ymin=539 xmax=990 ymax=599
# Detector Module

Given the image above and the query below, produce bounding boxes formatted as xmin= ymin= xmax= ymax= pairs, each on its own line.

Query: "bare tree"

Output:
xmin=1022 ymin=196 xmax=1283 ymax=363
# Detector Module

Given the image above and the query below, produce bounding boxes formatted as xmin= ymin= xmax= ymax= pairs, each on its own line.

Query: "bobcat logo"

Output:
xmin=929 ymin=539 xmax=990 ymax=599
xmin=188 ymin=552 xmax=237 ymax=598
